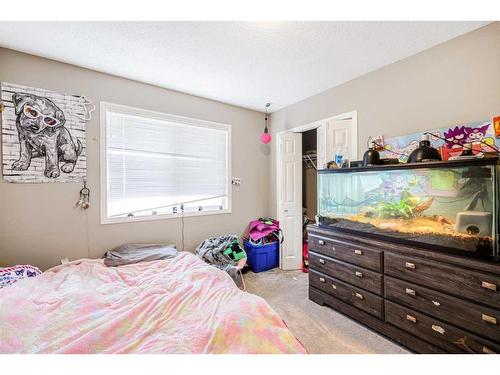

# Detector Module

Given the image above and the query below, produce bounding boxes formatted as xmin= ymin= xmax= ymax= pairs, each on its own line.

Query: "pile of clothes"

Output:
xmin=246 ymin=218 xmax=283 ymax=246
xmin=195 ymin=219 xmax=282 ymax=279
xmin=195 ymin=235 xmax=246 ymax=277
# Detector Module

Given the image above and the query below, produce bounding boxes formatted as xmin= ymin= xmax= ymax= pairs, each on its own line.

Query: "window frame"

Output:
xmin=99 ymin=101 xmax=232 ymax=225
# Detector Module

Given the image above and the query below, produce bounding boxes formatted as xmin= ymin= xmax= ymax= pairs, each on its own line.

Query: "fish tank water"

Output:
xmin=317 ymin=158 xmax=499 ymax=261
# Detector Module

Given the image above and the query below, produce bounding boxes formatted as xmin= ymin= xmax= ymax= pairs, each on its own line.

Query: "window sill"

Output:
xmin=101 ymin=208 xmax=232 ymax=225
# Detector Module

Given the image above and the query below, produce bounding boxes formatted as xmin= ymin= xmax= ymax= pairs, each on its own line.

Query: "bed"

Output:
xmin=0 ymin=252 xmax=305 ymax=354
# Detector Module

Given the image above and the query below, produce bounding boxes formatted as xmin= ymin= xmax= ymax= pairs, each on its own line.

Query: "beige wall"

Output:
xmin=0 ymin=48 xmax=270 ymax=270
xmin=269 ymin=22 xmax=500 ymax=216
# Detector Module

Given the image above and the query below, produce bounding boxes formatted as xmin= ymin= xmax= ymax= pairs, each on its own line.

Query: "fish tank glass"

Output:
xmin=317 ymin=158 xmax=499 ymax=261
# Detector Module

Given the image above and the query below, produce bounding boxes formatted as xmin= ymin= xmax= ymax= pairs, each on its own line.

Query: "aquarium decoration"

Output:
xmin=426 ymin=170 xmax=457 ymax=196
xmin=380 ymin=119 xmax=500 ymax=163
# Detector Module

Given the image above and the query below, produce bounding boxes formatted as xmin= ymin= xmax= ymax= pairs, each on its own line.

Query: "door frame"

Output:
xmin=276 ymin=110 xmax=358 ymax=269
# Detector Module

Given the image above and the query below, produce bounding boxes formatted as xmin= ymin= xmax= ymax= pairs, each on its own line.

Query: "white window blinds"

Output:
xmin=102 ymin=105 xmax=229 ymax=221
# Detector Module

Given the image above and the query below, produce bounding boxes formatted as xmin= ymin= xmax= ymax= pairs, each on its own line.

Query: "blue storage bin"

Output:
xmin=243 ymin=240 xmax=279 ymax=273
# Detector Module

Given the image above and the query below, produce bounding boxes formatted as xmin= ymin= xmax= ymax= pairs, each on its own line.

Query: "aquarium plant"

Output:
xmin=369 ymin=190 xmax=433 ymax=219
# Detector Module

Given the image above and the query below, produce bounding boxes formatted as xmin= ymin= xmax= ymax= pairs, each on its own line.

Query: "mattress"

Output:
xmin=0 ymin=252 xmax=305 ymax=354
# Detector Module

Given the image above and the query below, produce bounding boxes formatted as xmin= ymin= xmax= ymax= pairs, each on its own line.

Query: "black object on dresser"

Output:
xmin=308 ymin=225 xmax=500 ymax=353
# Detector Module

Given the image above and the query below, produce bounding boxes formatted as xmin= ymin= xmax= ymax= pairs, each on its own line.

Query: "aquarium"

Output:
xmin=317 ymin=158 xmax=499 ymax=261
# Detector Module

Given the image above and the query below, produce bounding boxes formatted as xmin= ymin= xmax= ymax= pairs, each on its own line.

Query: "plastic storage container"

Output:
xmin=244 ymin=240 xmax=279 ymax=272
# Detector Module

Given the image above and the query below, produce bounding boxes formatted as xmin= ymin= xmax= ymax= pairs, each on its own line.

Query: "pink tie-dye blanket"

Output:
xmin=0 ymin=252 xmax=305 ymax=354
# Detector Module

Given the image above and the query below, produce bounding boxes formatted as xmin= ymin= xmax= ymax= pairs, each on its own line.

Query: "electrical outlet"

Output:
xmin=231 ymin=177 xmax=241 ymax=186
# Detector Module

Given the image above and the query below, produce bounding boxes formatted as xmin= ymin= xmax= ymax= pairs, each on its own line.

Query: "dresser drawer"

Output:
xmin=310 ymin=270 xmax=384 ymax=319
xmin=309 ymin=235 xmax=383 ymax=272
xmin=310 ymin=252 xmax=383 ymax=295
xmin=384 ymin=252 xmax=500 ymax=310
xmin=385 ymin=276 xmax=500 ymax=343
xmin=385 ymin=301 xmax=500 ymax=353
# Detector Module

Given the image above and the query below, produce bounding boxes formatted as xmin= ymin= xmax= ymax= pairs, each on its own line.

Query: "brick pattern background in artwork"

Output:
xmin=1 ymin=82 xmax=88 ymax=183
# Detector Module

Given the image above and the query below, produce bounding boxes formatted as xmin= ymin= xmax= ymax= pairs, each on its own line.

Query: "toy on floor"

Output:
xmin=223 ymin=240 xmax=247 ymax=262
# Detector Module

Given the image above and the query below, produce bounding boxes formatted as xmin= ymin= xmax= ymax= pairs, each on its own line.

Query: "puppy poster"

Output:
xmin=1 ymin=82 xmax=90 ymax=183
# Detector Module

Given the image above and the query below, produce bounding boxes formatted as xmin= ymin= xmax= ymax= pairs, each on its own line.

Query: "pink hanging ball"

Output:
xmin=261 ymin=132 xmax=272 ymax=144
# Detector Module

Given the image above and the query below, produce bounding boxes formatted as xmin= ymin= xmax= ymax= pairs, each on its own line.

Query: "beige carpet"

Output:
xmin=244 ymin=268 xmax=409 ymax=354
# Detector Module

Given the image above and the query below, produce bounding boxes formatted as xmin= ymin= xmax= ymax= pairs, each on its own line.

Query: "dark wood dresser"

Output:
xmin=307 ymin=225 xmax=500 ymax=353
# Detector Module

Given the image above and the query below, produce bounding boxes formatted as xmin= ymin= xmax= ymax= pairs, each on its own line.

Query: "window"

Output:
xmin=100 ymin=102 xmax=231 ymax=223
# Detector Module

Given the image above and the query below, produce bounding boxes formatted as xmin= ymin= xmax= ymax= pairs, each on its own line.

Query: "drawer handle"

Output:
xmin=355 ymin=292 xmax=363 ymax=300
xmin=354 ymin=249 xmax=363 ymax=255
xmin=355 ymin=271 xmax=363 ymax=278
xmin=483 ymin=346 xmax=496 ymax=354
xmin=432 ymin=325 xmax=445 ymax=335
xmin=406 ymin=314 xmax=417 ymax=323
xmin=405 ymin=262 xmax=416 ymax=270
xmin=331 ymin=283 xmax=337 ymax=290
xmin=318 ymin=240 xmax=325 ymax=245
xmin=482 ymin=314 xmax=497 ymax=325
xmin=319 ymin=277 xmax=326 ymax=283
xmin=405 ymin=288 xmax=416 ymax=296
xmin=432 ymin=300 xmax=441 ymax=307
xmin=481 ymin=281 xmax=497 ymax=291
xmin=319 ymin=258 xmax=326 ymax=264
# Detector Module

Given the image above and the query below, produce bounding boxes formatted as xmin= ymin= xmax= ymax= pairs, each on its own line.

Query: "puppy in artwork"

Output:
xmin=11 ymin=93 xmax=83 ymax=178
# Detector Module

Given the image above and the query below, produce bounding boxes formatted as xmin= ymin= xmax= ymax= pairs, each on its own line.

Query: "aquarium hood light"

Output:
xmin=362 ymin=140 xmax=381 ymax=166
xmin=407 ymin=134 xmax=442 ymax=163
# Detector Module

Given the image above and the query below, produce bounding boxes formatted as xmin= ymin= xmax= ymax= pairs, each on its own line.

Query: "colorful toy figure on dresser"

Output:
xmin=378 ymin=119 xmax=499 ymax=163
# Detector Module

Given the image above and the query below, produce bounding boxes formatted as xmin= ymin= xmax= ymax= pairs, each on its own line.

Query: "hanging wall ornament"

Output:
xmin=260 ymin=102 xmax=272 ymax=144
xmin=1 ymin=82 xmax=93 ymax=183
xmin=76 ymin=178 xmax=90 ymax=210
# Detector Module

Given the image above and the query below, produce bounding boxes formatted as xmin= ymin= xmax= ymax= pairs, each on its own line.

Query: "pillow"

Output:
xmin=0 ymin=265 xmax=42 ymax=288
xmin=103 ymin=243 xmax=178 ymax=267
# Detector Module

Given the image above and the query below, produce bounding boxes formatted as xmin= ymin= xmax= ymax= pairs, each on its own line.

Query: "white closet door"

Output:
xmin=278 ymin=131 xmax=303 ymax=270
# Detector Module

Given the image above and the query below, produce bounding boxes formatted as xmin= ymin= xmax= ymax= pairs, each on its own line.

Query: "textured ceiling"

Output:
xmin=0 ymin=21 xmax=490 ymax=112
